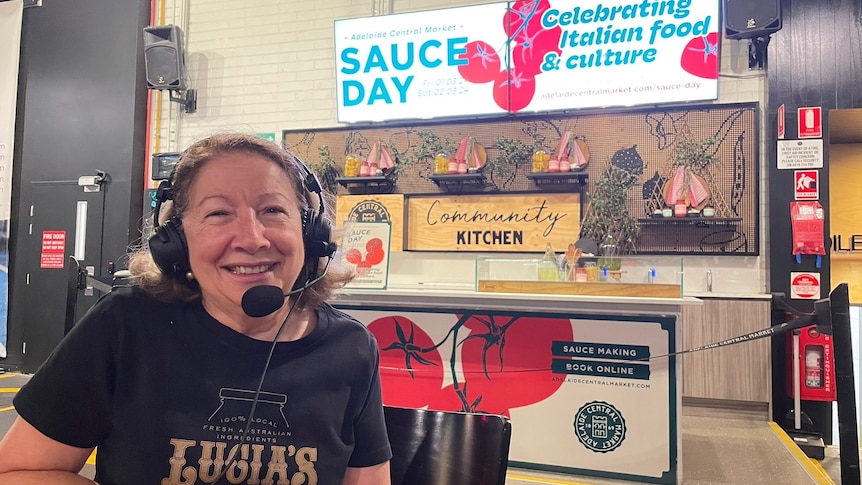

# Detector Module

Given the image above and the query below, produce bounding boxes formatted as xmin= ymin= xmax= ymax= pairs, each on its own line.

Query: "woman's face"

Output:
xmin=181 ymin=152 xmax=306 ymax=318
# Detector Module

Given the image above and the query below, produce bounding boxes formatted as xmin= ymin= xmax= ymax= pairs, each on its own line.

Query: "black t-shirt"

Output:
xmin=14 ymin=286 xmax=391 ymax=485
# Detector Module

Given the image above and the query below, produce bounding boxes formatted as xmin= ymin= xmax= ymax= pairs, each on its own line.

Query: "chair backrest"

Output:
xmin=384 ymin=405 xmax=512 ymax=485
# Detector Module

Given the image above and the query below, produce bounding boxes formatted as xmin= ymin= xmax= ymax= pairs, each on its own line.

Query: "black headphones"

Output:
xmin=148 ymin=155 xmax=337 ymax=286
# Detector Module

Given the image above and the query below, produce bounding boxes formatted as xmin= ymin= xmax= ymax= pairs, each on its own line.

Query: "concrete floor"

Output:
xmin=0 ymin=372 xmax=840 ymax=484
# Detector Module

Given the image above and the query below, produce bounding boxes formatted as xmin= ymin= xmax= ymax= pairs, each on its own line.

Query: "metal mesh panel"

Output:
xmin=283 ymin=102 xmax=758 ymax=256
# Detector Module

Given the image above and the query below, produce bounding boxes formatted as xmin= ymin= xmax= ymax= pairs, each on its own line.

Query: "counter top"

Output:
xmin=335 ymin=286 xmax=701 ymax=316
xmin=684 ymin=292 xmax=773 ymax=300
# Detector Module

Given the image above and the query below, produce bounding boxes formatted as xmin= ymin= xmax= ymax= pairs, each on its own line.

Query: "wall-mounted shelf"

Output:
xmin=637 ymin=217 xmax=742 ymax=228
xmin=526 ymin=171 xmax=588 ymax=191
xmin=335 ymin=175 xmax=394 ymax=194
xmin=430 ymin=173 xmax=486 ymax=193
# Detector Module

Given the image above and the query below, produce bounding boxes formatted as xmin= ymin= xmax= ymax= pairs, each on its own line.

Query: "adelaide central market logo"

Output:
xmin=574 ymin=400 xmax=626 ymax=453
xmin=347 ymin=200 xmax=390 ymax=223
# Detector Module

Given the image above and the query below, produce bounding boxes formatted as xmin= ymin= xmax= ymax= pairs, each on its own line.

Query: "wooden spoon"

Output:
xmin=566 ymin=244 xmax=582 ymax=281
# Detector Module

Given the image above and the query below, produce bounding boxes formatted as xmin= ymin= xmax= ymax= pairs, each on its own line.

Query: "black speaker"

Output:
xmin=143 ymin=25 xmax=187 ymax=90
xmin=724 ymin=0 xmax=782 ymax=40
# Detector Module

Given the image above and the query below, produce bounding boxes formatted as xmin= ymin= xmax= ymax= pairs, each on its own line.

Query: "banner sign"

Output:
xmin=339 ymin=306 xmax=678 ymax=483
xmin=405 ymin=193 xmax=581 ymax=251
xmin=0 ymin=0 xmax=23 ymax=358
xmin=334 ymin=0 xmax=719 ymax=122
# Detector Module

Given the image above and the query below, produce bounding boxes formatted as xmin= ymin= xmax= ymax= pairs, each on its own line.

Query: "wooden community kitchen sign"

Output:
xmin=406 ymin=193 xmax=581 ymax=251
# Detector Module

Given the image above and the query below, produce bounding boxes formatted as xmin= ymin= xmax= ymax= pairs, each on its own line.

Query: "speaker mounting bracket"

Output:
xmin=168 ymin=89 xmax=197 ymax=114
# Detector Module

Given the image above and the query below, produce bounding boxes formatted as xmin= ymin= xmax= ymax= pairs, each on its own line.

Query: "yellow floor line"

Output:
xmin=768 ymin=421 xmax=835 ymax=485
xmin=505 ymin=472 xmax=598 ymax=485
xmin=0 ymin=406 xmax=13 ymax=412
xmin=0 ymin=388 xmax=20 ymax=393
xmin=0 ymin=373 xmax=21 ymax=379
xmin=86 ymin=449 xmax=97 ymax=465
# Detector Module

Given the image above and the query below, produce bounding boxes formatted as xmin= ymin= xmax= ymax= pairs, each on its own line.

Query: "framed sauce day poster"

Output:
xmin=341 ymin=222 xmax=392 ymax=290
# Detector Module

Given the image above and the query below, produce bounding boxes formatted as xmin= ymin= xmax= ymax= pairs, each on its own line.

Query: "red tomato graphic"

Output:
xmin=355 ymin=261 xmax=371 ymax=276
xmin=366 ymin=238 xmax=383 ymax=254
xmin=504 ymin=0 xmax=553 ymax=38
xmin=367 ymin=316 xmax=444 ymax=408
xmin=511 ymin=26 xmax=562 ymax=77
xmin=345 ymin=248 xmax=363 ymax=265
xmin=680 ymin=32 xmax=719 ymax=79
xmin=457 ymin=41 xmax=502 ymax=84
xmin=457 ymin=314 xmax=573 ymax=412
xmin=492 ymin=68 xmax=535 ymax=112
xmin=365 ymin=246 xmax=385 ymax=266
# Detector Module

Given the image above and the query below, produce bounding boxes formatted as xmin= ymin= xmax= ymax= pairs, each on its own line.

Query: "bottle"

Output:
xmin=344 ymin=154 xmax=360 ymax=177
xmin=598 ymin=234 xmax=620 ymax=272
xmin=537 ymin=243 xmax=559 ymax=281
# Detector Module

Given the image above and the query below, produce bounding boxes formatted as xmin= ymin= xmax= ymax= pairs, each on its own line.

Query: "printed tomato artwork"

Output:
xmin=680 ymin=32 xmax=719 ymax=79
xmin=428 ymin=313 xmax=574 ymax=416
xmin=367 ymin=316 xmax=444 ymax=408
xmin=454 ymin=0 xmax=557 ymax=113
xmin=457 ymin=41 xmax=502 ymax=84
xmin=492 ymin=68 xmax=535 ymax=112
xmin=365 ymin=238 xmax=385 ymax=265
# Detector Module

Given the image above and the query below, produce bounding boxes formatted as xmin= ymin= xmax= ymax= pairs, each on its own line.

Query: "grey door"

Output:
xmin=20 ymin=180 xmax=106 ymax=373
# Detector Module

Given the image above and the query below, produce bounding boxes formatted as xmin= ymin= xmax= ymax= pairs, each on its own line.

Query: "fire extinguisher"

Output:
xmin=805 ymin=345 xmax=823 ymax=388
xmin=789 ymin=201 xmax=826 ymax=268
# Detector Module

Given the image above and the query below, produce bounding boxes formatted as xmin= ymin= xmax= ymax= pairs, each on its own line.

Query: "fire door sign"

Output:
xmin=40 ymin=230 xmax=66 ymax=269
xmin=790 ymin=272 xmax=820 ymax=300
xmin=794 ymin=170 xmax=819 ymax=200
xmin=798 ymin=107 xmax=822 ymax=139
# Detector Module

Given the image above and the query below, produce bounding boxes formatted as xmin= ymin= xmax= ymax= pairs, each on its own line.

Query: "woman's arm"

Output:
xmin=0 ymin=416 xmax=96 ymax=484
xmin=342 ymin=461 xmax=391 ymax=485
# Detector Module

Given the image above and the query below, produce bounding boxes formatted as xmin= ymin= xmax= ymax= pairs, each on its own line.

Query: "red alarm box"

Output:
xmin=786 ymin=325 xmax=836 ymax=402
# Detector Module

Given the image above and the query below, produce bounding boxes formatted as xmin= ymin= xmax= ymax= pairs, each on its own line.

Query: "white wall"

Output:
xmin=152 ymin=0 xmax=770 ymax=295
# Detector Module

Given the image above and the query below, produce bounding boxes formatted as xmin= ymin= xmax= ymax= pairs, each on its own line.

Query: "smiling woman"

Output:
xmin=0 ymin=133 xmax=392 ymax=485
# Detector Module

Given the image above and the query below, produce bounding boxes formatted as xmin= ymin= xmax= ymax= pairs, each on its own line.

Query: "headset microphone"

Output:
xmin=240 ymin=258 xmax=333 ymax=318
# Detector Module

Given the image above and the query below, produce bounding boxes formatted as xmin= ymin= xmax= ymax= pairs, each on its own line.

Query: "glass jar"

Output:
xmin=434 ymin=153 xmax=449 ymax=174
xmin=344 ymin=154 xmax=360 ymax=177
xmin=532 ymin=150 xmax=549 ymax=173
xmin=584 ymin=261 xmax=599 ymax=282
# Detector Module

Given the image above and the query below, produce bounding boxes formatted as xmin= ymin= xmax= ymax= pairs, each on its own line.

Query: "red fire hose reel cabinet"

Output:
xmin=787 ymin=325 xmax=837 ymax=402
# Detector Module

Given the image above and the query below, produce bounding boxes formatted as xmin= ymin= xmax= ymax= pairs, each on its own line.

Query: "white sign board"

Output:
xmin=790 ymin=272 xmax=821 ymax=300
xmin=334 ymin=0 xmax=720 ymax=122
xmin=777 ymin=139 xmax=824 ymax=170
xmin=342 ymin=222 xmax=392 ymax=289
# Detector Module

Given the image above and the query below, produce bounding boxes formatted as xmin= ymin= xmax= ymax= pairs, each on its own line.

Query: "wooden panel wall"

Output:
xmin=682 ymin=299 xmax=771 ymax=403
xmin=767 ymin=0 xmax=862 ymax=441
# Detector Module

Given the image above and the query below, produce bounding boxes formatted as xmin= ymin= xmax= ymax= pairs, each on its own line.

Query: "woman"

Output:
xmin=0 ymin=133 xmax=392 ymax=484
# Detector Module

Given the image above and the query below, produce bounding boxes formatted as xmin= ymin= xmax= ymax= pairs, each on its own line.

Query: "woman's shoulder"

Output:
xmin=83 ymin=286 xmax=189 ymax=322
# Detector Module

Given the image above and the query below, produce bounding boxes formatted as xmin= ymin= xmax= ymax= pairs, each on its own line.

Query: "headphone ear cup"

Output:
xmin=303 ymin=209 xmax=335 ymax=259
xmin=149 ymin=217 xmax=190 ymax=278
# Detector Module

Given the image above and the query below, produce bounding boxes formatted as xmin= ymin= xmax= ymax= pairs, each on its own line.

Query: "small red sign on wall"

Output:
xmin=794 ymin=170 xmax=819 ymax=200
xmin=798 ymin=107 xmax=822 ymax=139
xmin=777 ymin=104 xmax=785 ymax=139
xmin=40 ymin=230 xmax=66 ymax=269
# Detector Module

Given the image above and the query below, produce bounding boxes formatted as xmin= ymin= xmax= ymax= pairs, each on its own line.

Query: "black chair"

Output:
xmin=383 ymin=406 xmax=512 ymax=485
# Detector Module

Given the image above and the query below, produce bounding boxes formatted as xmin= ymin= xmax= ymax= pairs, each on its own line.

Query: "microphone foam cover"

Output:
xmin=241 ymin=285 xmax=285 ymax=318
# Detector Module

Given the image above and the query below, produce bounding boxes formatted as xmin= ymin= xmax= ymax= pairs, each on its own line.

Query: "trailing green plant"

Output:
xmin=490 ymin=137 xmax=533 ymax=178
xmin=413 ymin=130 xmax=458 ymax=163
xmin=673 ymin=135 xmax=717 ymax=170
xmin=310 ymin=145 xmax=339 ymax=193
xmin=580 ymin=165 xmax=640 ymax=253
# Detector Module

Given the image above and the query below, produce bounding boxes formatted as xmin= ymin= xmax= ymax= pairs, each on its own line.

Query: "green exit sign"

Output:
xmin=257 ymin=133 xmax=276 ymax=143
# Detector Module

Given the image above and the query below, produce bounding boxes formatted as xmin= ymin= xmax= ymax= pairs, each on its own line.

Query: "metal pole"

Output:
xmin=793 ymin=329 xmax=801 ymax=430
xmin=829 ymin=283 xmax=860 ymax=485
